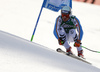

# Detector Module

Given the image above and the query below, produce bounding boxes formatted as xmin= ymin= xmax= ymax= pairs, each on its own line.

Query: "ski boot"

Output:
xmin=66 ymin=47 xmax=73 ymax=55
xmin=78 ymin=50 xmax=84 ymax=58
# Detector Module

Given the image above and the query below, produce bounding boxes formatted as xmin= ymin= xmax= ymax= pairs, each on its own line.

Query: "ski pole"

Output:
xmin=81 ymin=46 xmax=100 ymax=53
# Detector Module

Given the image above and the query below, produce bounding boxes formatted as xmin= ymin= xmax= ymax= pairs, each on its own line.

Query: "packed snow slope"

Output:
xmin=0 ymin=30 xmax=100 ymax=72
xmin=0 ymin=0 xmax=100 ymax=71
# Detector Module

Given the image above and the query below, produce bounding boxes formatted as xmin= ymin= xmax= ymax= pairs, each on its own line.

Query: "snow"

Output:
xmin=0 ymin=0 xmax=100 ymax=72
xmin=0 ymin=30 xmax=100 ymax=72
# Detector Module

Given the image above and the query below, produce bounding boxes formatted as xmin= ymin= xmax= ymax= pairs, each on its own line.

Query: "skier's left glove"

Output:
xmin=74 ymin=40 xmax=82 ymax=47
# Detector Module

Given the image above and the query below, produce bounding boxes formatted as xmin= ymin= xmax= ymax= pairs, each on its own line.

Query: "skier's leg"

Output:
xmin=77 ymin=47 xmax=84 ymax=57
xmin=68 ymin=29 xmax=83 ymax=56
xmin=58 ymin=28 xmax=72 ymax=55
xmin=63 ymin=34 xmax=70 ymax=48
xmin=63 ymin=29 xmax=77 ymax=54
xmin=59 ymin=28 xmax=70 ymax=49
xmin=68 ymin=29 xmax=77 ymax=42
xmin=63 ymin=34 xmax=73 ymax=55
xmin=68 ymin=29 xmax=84 ymax=57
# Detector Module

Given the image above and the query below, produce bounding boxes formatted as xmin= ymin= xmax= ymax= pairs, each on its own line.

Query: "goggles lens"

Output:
xmin=61 ymin=13 xmax=70 ymax=18
xmin=61 ymin=10 xmax=70 ymax=18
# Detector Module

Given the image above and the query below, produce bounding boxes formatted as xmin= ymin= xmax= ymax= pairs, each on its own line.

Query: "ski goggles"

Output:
xmin=61 ymin=10 xmax=70 ymax=18
xmin=61 ymin=13 xmax=70 ymax=18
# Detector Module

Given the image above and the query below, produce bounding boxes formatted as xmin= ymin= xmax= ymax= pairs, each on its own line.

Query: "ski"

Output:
xmin=56 ymin=48 xmax=91 ymax=65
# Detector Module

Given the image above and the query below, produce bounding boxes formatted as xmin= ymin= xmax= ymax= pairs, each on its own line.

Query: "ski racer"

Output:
xmin=53 ymin=6 xmax=84 ymax=58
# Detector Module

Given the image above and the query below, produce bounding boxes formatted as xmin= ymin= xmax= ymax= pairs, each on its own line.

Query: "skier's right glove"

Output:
xmin=58 ymin=36 xmax=66 ymax=45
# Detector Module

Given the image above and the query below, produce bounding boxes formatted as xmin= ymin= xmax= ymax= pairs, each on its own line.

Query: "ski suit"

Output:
xmin=54 ymin=15 xmax=83 ymax=51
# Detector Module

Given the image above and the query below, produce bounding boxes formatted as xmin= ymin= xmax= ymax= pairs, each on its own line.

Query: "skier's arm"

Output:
xmin=55 ymin=16 xmax=66 ymax=45
xmin=73 ymin=17 xmax=83 ymax=47
xmin=56 ymin=16 xmax=62 ymax=38
xmin=74 ymin=17 xmax=83 ymax=41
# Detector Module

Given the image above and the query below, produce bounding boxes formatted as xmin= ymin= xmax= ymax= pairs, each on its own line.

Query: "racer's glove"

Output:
xmin=58 ymin=35 xmax=66 ymax=45
xmin=74 ymin=39 xmax=82 ymax=47
xmin=58 ymin=37 xmax=64 ymax=45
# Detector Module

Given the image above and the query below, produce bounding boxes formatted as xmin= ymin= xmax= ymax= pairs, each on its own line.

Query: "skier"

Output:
xmin=54 ymin=6 xmax=84 ymax=58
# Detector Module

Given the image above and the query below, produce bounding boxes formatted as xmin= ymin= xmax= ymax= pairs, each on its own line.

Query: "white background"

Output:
xmin=0 ymin=0 xmax=100 ymax=71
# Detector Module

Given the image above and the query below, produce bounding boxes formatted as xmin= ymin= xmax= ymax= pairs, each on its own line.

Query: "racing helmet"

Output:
xmin=61 ymin=6 xmax=71 ymax=18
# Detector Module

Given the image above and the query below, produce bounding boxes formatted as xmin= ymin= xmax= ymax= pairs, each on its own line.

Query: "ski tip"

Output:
xmin=56 ymin=48 xmax=62 ymax=52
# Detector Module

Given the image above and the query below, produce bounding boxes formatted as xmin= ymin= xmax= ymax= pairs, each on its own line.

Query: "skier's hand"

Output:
xmin=58 ymin=37 xmax=65 ymax=45
xmin=74 ymin=40 xmax=81 ymax=47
